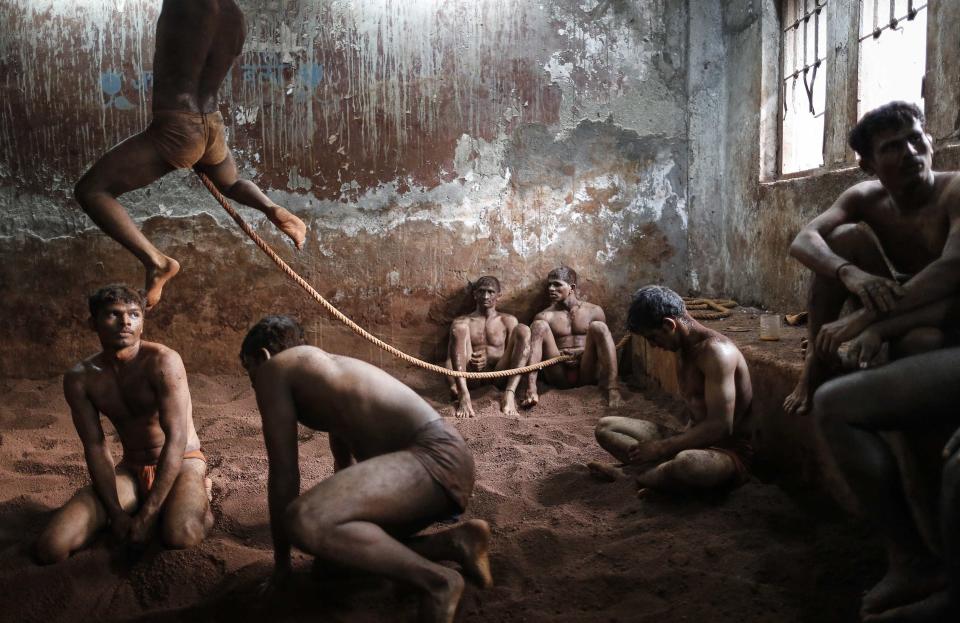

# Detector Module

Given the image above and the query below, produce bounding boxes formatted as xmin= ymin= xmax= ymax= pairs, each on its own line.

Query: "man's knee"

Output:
xmin=530 ymin=319 xmax=550 ymax=337
xmin=594 ymin=416 xmax=617 ymax=441
xmin=824 ymin=223 xmax=870 ymax=256
xmin=588 ymin=321 xmax=611 ymax=337
xmin=285 ymin=498 xmax=333 ymax=552
xmin=35 ymin=530 xmax=73 ymax=565
xmin=514 ymin=324 xmax=531 ymax=341
xmin=894 ymin=327 xmax=945 ymax=358
xmin=161 ymin=516 xmax=207 ymax=550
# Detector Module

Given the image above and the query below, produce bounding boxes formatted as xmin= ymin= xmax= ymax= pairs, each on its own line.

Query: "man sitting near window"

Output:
xmin=783 ymin=101 xmax=960 ymax=416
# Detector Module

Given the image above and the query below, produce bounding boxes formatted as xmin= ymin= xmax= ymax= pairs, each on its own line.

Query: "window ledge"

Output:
xmin=759 ymin=163 xmax=860 ymax=188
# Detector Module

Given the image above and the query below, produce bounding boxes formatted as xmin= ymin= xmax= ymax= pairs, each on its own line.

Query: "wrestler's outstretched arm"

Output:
xmin=129 ymin=350 xmax=191 ymax=544
xmin=65 ymin=368 xmax=129 ymax=537
xmin=254 ymin=366 xmax=300 ymax=583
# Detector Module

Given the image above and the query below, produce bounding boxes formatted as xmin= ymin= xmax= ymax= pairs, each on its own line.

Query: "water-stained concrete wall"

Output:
xmin=0 ymin=0 xmax=689 ymax=377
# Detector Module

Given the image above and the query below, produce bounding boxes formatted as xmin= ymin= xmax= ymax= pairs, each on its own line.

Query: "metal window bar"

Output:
xmin=783 ymin=0 xmax=826 ymax=115
xmin=859 ymin=1 xmax=926 ymax=42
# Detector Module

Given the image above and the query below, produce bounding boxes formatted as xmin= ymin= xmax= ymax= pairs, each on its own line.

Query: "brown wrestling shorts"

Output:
xmin=408 ymin=419 xmax=476 ymax=513
xmin=120 ymin=449 xmax=206 ymax=494
xmin=707 ymin=437 xmax=753 ymax=486
xmin=146 ymin=110 xmax=229 ymax=169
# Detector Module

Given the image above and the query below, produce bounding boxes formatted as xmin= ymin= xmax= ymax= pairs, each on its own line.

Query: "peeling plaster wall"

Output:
xmin=0 ymin=0 xmax=689 ymax=377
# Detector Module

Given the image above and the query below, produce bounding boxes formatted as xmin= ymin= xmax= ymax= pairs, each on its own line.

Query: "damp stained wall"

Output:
xmin=0 ymin=0 xmax=690 ymax=377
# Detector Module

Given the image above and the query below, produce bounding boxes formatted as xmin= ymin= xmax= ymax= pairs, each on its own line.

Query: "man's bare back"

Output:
xmin=241 ymin=317 xmax=491 ymax=623
xmin=678 ymin=335 xmax=752 ymax=424
xmin=262 ymin=346 xmax=443 ymax=458
xmin=153 ymin=0 xmax=245 ymax=113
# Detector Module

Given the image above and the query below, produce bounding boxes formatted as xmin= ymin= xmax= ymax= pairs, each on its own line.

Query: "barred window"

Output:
xmin=858 ymin=0 xmax=927 ymax=118
xmin=781 ymin=0 xmax=828 ymax=175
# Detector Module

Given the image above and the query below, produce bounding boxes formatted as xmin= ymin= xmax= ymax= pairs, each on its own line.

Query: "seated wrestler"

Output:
xmin=74 ymin=0 xmax=306 ymax=309
xmin=588 ymin=286 xmax=753 ymax=491
xmin=36 ymin=285 xmax=211 ymax=564
xmin=814 ymin=346 xmax=960 ymax=621
xmin=523 ymin=266 xmax=623 ymax=408
xmin=241 ymin=316 xmax=492 ymax=623
xmin=445 ymin=276 xmax=531 ymax=418
xmin=784 ymin=101 xmax=960 ymax=415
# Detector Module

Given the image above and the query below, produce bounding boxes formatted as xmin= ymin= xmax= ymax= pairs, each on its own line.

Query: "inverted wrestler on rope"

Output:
xmin=74 ymin=0 xmax=306 ymax=310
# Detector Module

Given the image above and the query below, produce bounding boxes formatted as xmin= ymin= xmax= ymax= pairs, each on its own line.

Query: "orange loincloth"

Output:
xmin=121 ymin=449 xmax=207 ymax=494
xmin=145 ymin=110 xmax=229 ymax=169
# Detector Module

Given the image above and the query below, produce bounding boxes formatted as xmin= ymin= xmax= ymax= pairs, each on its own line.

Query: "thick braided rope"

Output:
xmin=682 ymin=297 xmax=738 ymax=320
xmin=196 ymin=171 xmax=629 ymax=378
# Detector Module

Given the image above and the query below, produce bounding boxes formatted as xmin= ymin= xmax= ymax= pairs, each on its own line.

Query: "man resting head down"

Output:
xmin=241 ymin=316 xmax=492 ymax=623
xmin=589 ymin=286 xmax=753 ymax=492
xmin=36 ymin=285 xmax=211 ymax=564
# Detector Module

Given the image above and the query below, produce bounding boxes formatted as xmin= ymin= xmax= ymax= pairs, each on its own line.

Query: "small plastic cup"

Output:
xmin=759 ymin=314 xmax=782 ymax=341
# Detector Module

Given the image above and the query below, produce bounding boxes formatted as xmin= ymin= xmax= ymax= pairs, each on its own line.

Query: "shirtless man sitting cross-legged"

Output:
xmin=588 ymin=286 xmax=753 ymax=492
xmin=241 ymin=316 xmax=492 ymax=623
xmin=783 ymin=101 xmax=960 ymax=415
xmin=522 ymin=266 xmax=623 ymax=408
xmin=74 ymin=0 xmax=306 ymax=310
xmin=445 ymin=276 xmax=531 ymax=418
xmin=36 ymin=285 xmax=212 ymax=564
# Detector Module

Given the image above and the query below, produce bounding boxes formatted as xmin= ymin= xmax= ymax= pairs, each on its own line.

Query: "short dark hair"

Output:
xmin=241 ymin=315 xmax=307 ymax=359
xmin=88 ymin=284 xmax=145 ymax=317
xmin=627 ymin=285 xmax=686 ymax=333
xmin=547 ymin=266 xmax=578 ymax=286
xmin=848 ymin=101 xmax=924 ymax=160
xmin=472 ymin=276 xmax=501 ymax=292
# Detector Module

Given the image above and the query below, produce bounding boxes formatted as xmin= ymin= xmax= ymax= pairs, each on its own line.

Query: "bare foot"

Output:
xmin=501 ymin=391 xmax=519 ymax=417
xmin=520 ymin=387 xmax=538 ymax=409
xmin=783 ymin=357 xmax=816 ymax=415
xmin=265 ymin=205 xmax=306 ymax=249
xmin=450 ymin=519 xmax=493 ymax=589
xmin=419 ymin=567 xmax=464 ymax=623
xmin=861 ymin=559 xmax=946 ymax=617
xmin=587 ymin=461 xmax=621 ymax=482
xmin=606 ymin=387 xmax=624 ymax=408
xmin=454 ymin=395 xmax=475 ymax=419
xmin=144 ymin=257 xmax=180 ymax=310
xmin=862 ymin=590 xmax=953 ymax=623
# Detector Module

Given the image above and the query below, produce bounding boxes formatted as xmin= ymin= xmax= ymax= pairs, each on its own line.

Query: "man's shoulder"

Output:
xmin=693 ymin=335 xmax=742 ymax=370
xmin=581 ymin=301 xmax=605 ymax=315
xmin=139 ymin=341 xmax=184 ymax=368
xmin=841 ymin=179 xmax=887 ymax=206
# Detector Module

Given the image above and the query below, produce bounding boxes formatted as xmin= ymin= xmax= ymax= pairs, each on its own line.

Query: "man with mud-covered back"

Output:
xmin=36 ymin=285 xmax=212 ymax=563
xmin=241 ymin=316 xmax=492 ymax=623
xmin=783 ymin=102 xmax=960 ymax=416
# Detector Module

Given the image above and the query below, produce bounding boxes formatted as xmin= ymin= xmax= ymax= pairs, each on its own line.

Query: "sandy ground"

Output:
xmin=0 ymin=368 xmax=881 ymax=623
